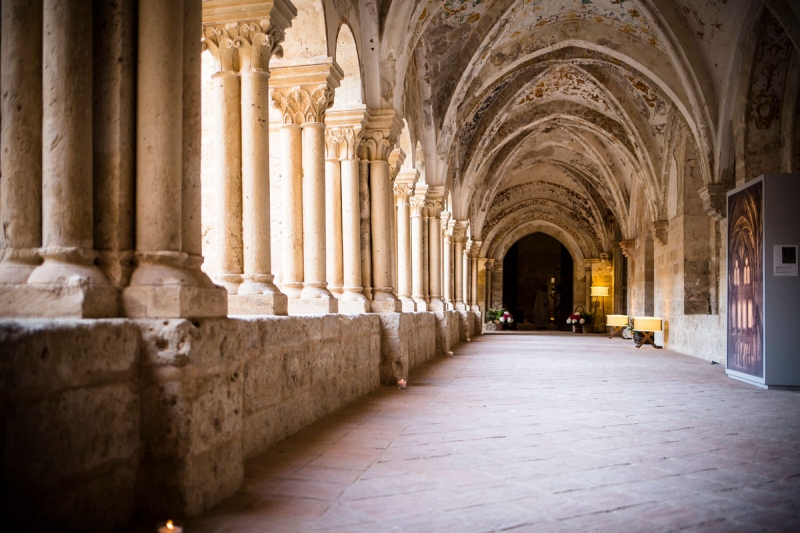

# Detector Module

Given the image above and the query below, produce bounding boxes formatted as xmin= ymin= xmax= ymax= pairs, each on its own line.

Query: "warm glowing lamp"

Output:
xmin=590 ymin=286 xmax=609 ymax=332
xmin=590 ymin=286 xmax=610 ymax=297
xmin=606 ymin=314 xmax=628 ymax=339
xmin=631 ymin=316 xmax=663 ymax=348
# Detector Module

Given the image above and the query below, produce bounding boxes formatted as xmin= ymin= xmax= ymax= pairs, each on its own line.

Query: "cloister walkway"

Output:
xmin=185 ymin=332 xmax=800 ymax=532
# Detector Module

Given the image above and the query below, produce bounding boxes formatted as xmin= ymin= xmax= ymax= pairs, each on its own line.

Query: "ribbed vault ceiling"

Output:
xmin=381 ymin=0 xmax=724 ymax=259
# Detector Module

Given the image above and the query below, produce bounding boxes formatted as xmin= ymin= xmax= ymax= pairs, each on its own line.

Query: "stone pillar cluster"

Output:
xmin=0 ymin=0 xmax=228 ymax=318
xmin=201 ymin=12 xmax=293 ymax=315
xmin=270 ymin=60 xmax=343 ymax=314
xmin=325 ymin=108 xmax=371 ymax=313
xmin=0 ymin=0 xmax=490 ymax=320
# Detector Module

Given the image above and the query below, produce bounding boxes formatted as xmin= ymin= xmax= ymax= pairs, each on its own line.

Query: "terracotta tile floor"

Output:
xmin=185 ymin=332 xmax=800 ymax=531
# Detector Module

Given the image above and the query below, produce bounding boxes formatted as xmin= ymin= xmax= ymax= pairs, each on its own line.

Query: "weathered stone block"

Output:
xmin=2 ymin=382 xmax=139 ymax=491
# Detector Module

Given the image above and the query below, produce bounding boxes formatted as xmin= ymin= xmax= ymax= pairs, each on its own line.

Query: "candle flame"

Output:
xmin=166 ymin=520 xmax=174 ymax=530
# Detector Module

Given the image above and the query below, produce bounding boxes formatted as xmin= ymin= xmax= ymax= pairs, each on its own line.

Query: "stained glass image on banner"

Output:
xmin=727 ymin=181 xmax=763 ymax=378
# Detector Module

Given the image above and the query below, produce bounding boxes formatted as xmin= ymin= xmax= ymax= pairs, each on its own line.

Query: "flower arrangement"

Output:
xmin=486 ymin=307 xmax=505 ymax=322
xmin=567 ymin=311 xmax=592 ymax=325
xmin=498 ymin=311 xmax=514 ymax=324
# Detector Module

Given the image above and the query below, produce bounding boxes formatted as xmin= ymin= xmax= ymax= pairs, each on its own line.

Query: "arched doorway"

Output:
xmin=502 ymin=233 xmax=573 ymax=329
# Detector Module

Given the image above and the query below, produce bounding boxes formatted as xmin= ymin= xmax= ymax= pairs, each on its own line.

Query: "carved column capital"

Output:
xmin=410 ymin=195 xmax=426 ymax=216
xmin=324 ymin=127 xmax=345 ymax=160
xmin=470 ymin=241 xmax=482 ymax=258
xmin=699 ymin=183 xmax=730 ymax=221
xmin=425 ymin=186 xmax=445 ymax=218
xmin=270 ymin=86 xmax=333 ymax=125
xmin=393 ymin=182 xmax=412 ymax=200
xmin=619 ymin=239 xmax=636 ymax=260
xmin=452 ymin=221 xmax=468 ymax=243
xmin=202 ymin=21 xmax=285 ymax=73
xmin=652 ymin=220 xmax=669 ymax=246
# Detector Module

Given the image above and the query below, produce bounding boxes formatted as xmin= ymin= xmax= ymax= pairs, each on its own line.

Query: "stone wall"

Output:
xmin=0 ymin=320 xmax=141 ymax=531
xmin=378 ymin=312 xmax=436 ymax=384
xmin=0 ymin=313 xmax=406 ymax=530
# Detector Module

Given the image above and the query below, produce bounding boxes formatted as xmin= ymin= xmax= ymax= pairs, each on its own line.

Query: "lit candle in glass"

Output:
xmin=157 ymin=520 xmax=183 ymax=533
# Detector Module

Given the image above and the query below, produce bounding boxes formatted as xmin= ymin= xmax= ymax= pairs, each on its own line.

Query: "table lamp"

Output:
xmin=590 ymin=286 xmax=609 ymax=332
xmin=631 ymin=317 xmax=663 ymax=348
xmin=606 ymin=314 xmax=628 ymax=339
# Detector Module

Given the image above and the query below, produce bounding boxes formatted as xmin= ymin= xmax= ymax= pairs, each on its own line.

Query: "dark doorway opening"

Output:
xmin=502 ymin=233 xmax=573 ymax=329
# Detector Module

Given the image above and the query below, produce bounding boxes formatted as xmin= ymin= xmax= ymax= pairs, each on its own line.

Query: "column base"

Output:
xmin=228 ymin=292 xmax=288 ymax=315
xmin=370 ymin=299 xmax=401 ymax=313
xmin=0 ymin=248 xmax=41 ymax=284
xmin=413 ymin=298 xmax=428 ymax=311
xmin=288 ymin=297 xmax=338 ymax=315
xmin=470 ymin=304 xmax=480 ymax=313
xmin=123 ymin=284 xmax=228 ymax=318
xmin=0 ymin=282 xmax=118 ymax=318
xmin=455 ymin=302 xmax=467 ymax=311
xmin=123 ymin=252 xmax=228 ymax=318
xmin=400 ymin=297 xmax=417 ymax=312
xmin=428 ymin=298 xmax=445 ymax=312
xmin=338 ymin=299 xmax=371 ymax=314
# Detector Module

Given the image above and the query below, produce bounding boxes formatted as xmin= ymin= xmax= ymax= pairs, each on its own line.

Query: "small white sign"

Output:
xmin=774 ymin=245 xmax=798 ymax=276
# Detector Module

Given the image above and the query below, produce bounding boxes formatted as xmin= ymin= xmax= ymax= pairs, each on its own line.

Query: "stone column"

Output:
xmin=280 ymin=123 xmax=304 ymax=299
xmin=271 ymin=61 xmax=342 ymax=314
xmin=388 ymin=149 xmax=405 ymax=298
xmin=363 ymin=111 xmax=403 ymax=313
xmin=301 ymin=119 xmax=335 ymax=308
xmin=338 ymin=126 xmax=370 ymax=312
xmin=182 ymin=0 xmax=218 ymax=294
xmin=470 ymin=243 xmax=481 ymax=312
xmin=325 ymin=129 xmax=344 ymax=299
xmin=0 ymin=0 xmax=42 ymax=288
xmin=234 ymin=24 xmax=287 ymax=314
xmin=394 ymin=174 xmax=417 ymax=312
xmin=214 ymin=47 xmax=243 ymax=292
xmin=442 ymin=213 xmax=454 ymax=310
xmin=410 ymin=194 xmax=427 ymax=311
xmin=426 ymin=188 xmax=445 ymax=311
xmin=124 ymin=0 xmax=227 ymax=318
xmin=463 ymin=240 xmax=472 ymax=310
xmin=22 ymin=0 xmax=118 ymax=317
xmin=584 ymin=259 xmax=594 ymax=311
xmin=422 ymin=204 xmax=430 ymax=305
xmin=485 ymin=258 xmax=495 ymax=312
xmin=453 ymin=222 xmax=467 ymax=311
xmin=358 ymin=156 xmax=373 ymax=301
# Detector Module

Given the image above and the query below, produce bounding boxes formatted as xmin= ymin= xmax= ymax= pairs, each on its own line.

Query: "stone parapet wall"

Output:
xmin=378 ymin=312 xmax=436 ymax=384
xmin=0 ymin=320 xmax=141 ymax=531
xmin=0 ymin=313 xmax=398 ymax=530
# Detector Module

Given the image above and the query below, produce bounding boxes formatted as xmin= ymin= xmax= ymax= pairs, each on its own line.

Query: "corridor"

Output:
xmin=183 ymin=333 xmax=800 ymax=532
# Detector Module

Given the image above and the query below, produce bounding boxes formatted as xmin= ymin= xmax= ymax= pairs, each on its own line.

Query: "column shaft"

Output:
xmin=182 ymin=0 xmax=203 ymax=271
xmin=428 ymin=212 xmax=444 ymax=310
xmin=281 ymin=125 xmax=304 ymax=298
xmin=240 ymin=69 xmax=279 ymax=293
xmin=0 ymin=0 xmax=42 ymax=283
xmin=470 ymin=255 xmax=479 ymax=312
xmin=301 ymin=123 xmax=331 ymax=299
xmin=341 ymin=158 xmax=366 ymax=302
xmin=370 ymin=160 xmax=395 ymax=302
xmin=28 ymin=0 xmax=115 ymax=314
xmin=422 ymin=213 xmax=429 ymax=304
xmin=359 ymin=159 xmax=373 ymax=301
xmin=442 ymin=230 xmax=453 ymax=310
xmin=411 ymin=199 xmax=425 ymax=309
xmin=215 ymin=70 xmax=243 ymax=289
xmin=454 ymin=238 xmax=465 ymax=311
xmin=325 ymin=156 xmax=343 ymax=297
xmin=396 ymin=189 xmax=414 ymax=311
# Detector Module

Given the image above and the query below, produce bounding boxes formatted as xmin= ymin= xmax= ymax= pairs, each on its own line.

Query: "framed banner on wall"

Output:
xmin=727 ymin=174 xmax=800 ymax=388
